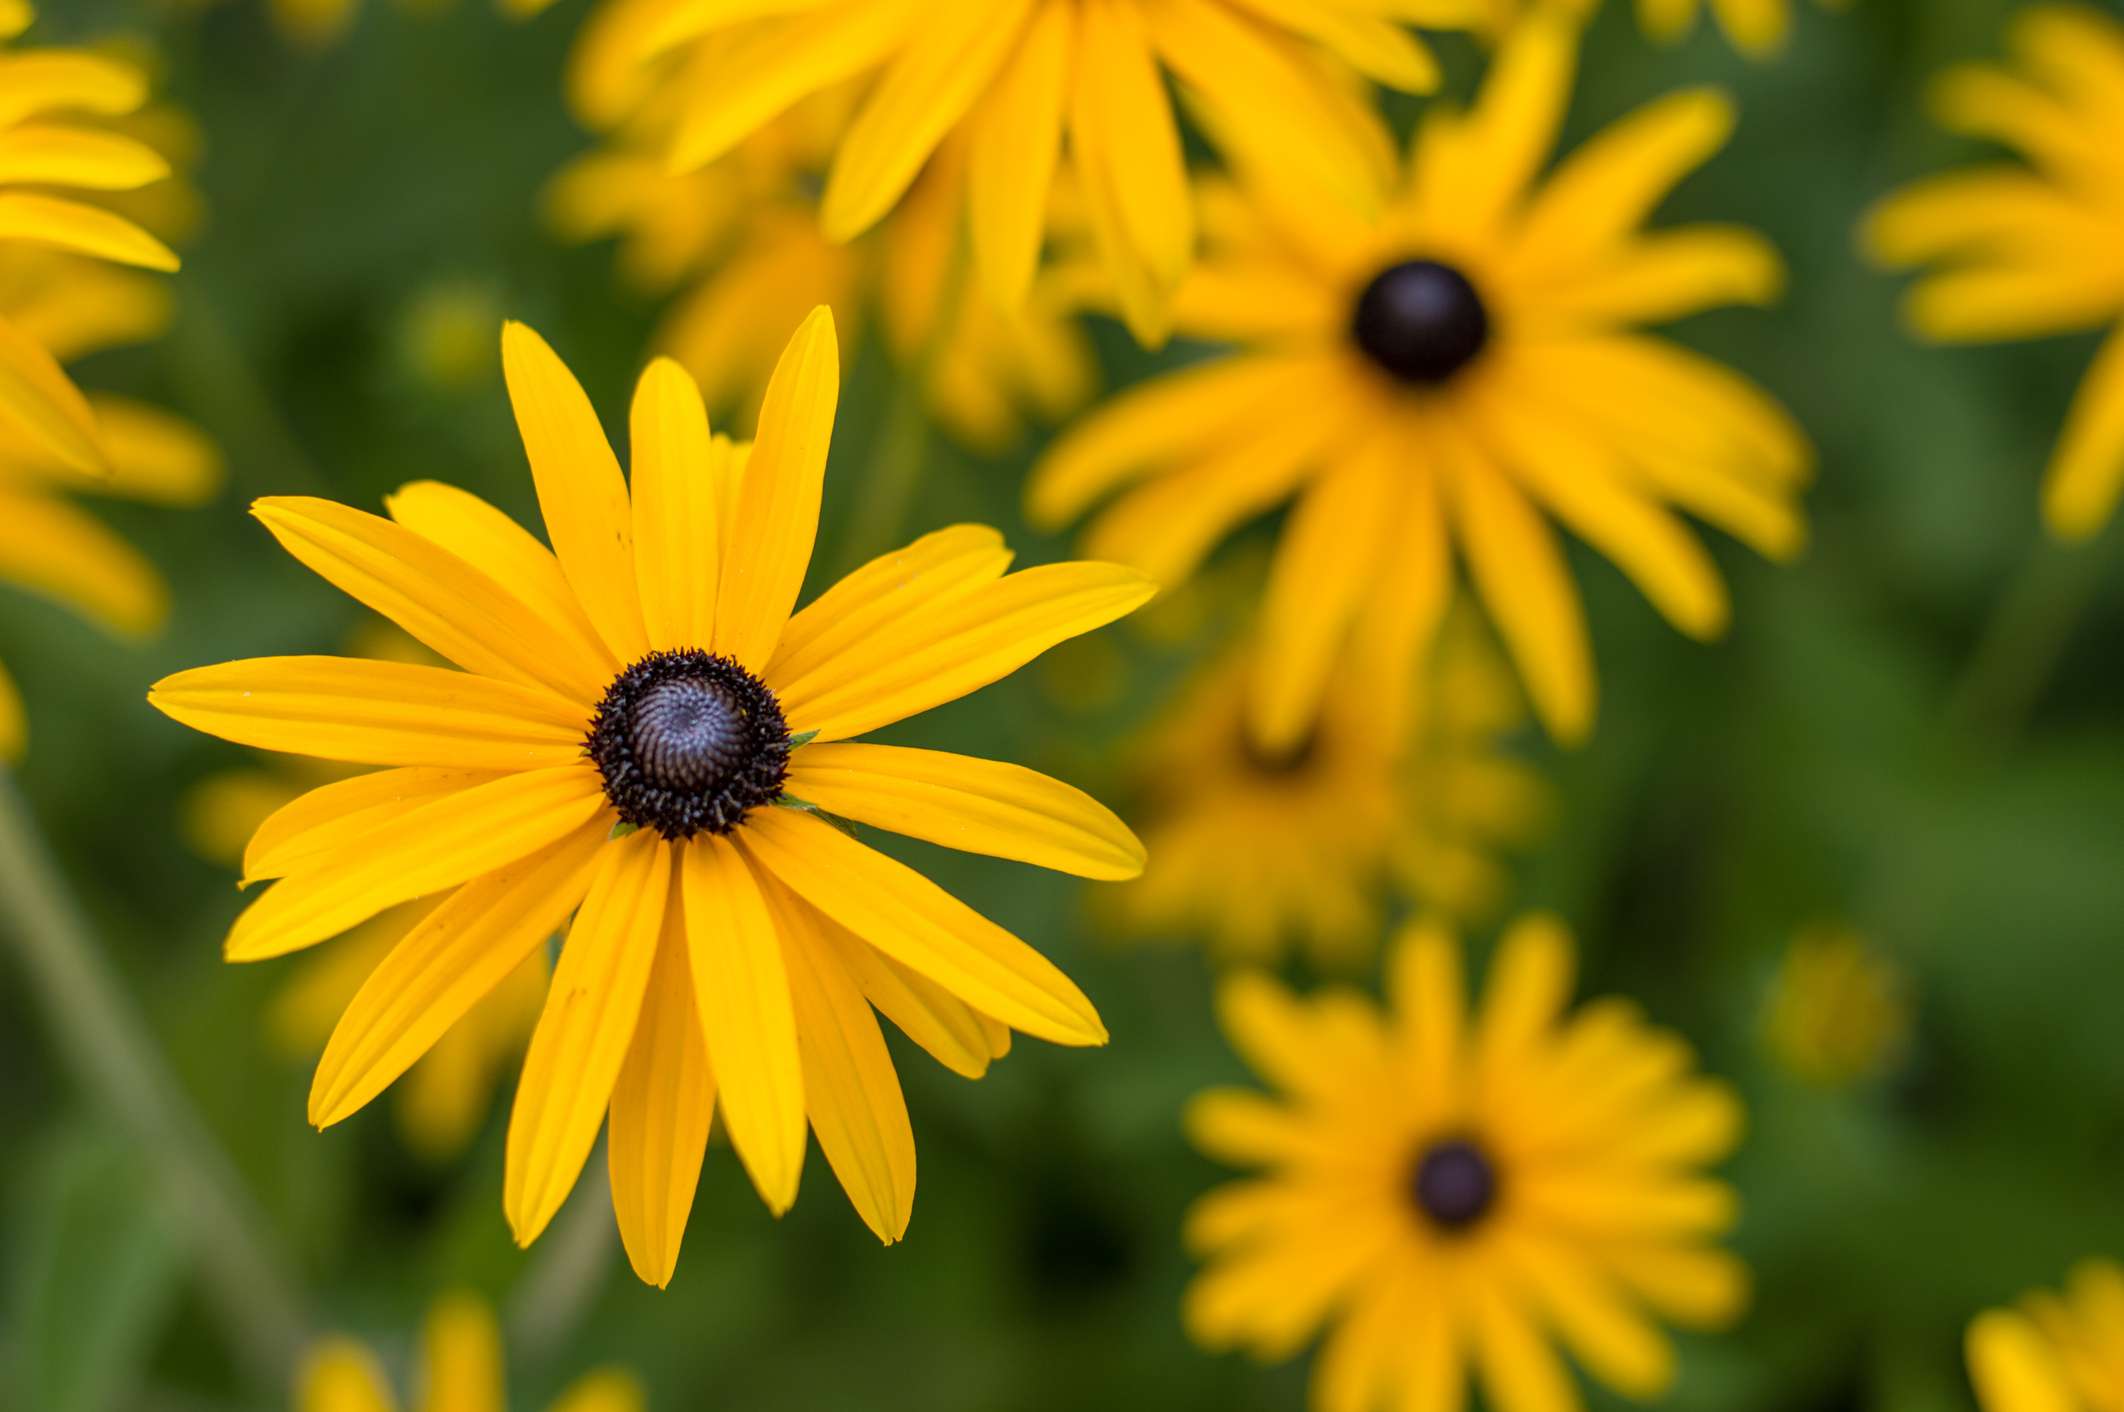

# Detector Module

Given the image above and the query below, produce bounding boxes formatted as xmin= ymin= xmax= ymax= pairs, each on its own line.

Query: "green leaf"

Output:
xmin=609 ymin=821 xmax=640 ymax=839
xmin=772 ymin=794 xmax=819 ymax=813
xmin=785 ymin=729 xmax=819 ymax=751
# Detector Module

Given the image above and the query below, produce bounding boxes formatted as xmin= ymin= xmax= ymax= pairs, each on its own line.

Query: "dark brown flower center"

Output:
xmin=1351 ymin=259 xmax=1490 ymax=385
xmin=588 ymin=650 xmax=790 ymax=839
xmin=1407 ymin=1136 xmax=1499 ymax=1232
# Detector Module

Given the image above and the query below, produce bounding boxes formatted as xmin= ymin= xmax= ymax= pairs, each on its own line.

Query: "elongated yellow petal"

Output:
xmin=681 ymin=835 xmax=807 ymax=1213
xmin=608 ymin=895 xmax=716 ymax=1288
xmin=0 ymin=659 xmax=22 ymax=762
xmin=148 ymin=656 xmax=591 ymax=770
xmin=968 ymin=0 xmax=1071 ymax=308
xmin=0 ymin=53 xmax=148 ymax=127
xmin=787 ymin=743 xmax=1143 ymax=880
xmin=821 ymin=0 xmax=1032 ymax=241
xmin=0 ymin=124 xmax=170 ymax=190
xmin=772 ymin=561 xmax=1154 ymax=742
xmin=253 ymin=497 xmax=608 ymax=705
xmin=243 ymin=767 xmax=501 ymax=884
xmin=2044 ymin=323 xmax=2124 ymax=539
xmin=1538 ymin=226 xmax=1784 ymax=327
xmin=0 ymin=312 xmax=104 ymax=476
xmin=226 ymin=765 xmax=607 ymax=962
xmin=1476 ymin=912 xmax=1576 ymax=1066
xmin=384 ymin=481 xmax=616 ymax=683
xmin=545 ymin=1371 xmax=648 ymax=1412
xmin=766 ymin=524 xmax=1012 ymax=690
xmin=505 ymin=832 xmax=670 ymax=1246
xmin=819 ymin=922 xmax=996 ymax=1079
xmin=76 ymin=396 xmax=220 ymax=506
xmin=1470 ymin=1265 xmax=1582 ymax=1412
xmin=416 ymin=1294 xmax=505 ymax=1412
xmin=1513 ymin=88 xmax=1735 ymax=273
xmin=738 ymin=807 xmax=1105 ymax=1046
xmin=1224 ymin=0 xmax=1437 ymax=90
xmin=1968 ymin=1310 xmax=2077 ymax=1412
xmin=712 ymin=306 xmax=838 ymax=671
xmin=501 ymin=321 xmax=649 ymax=663
xmin=1501 ymin=1231 xmax=1674 ymax=1399
xmin=628 ymin=358 xmax=719 ymax=651
xmin=772 ymin=884 xmax=916 ymax=1243
xmin=0 ymin=193 xmax=177 ymax=271
xmin=294 ymin=1340 xmax=395 ymax=1412
xmin=309 ymin=824 xmax=607 ymax=1129
xmin=0 ymin=489 xmax=163 ymax=636
xmin=1450 ymin=7 xmax=1577 ymax=240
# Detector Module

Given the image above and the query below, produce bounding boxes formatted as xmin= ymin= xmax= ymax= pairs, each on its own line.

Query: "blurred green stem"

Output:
xmin=0 ymin=775 xmax=308 ymax=1390
xmin=833 ymin=354 xmax=936 ymax=578
xmin=1941 ymin=540 xmax=2106 ymax=750
xmin=506 ymin=1156 xmax=616 ymax=1363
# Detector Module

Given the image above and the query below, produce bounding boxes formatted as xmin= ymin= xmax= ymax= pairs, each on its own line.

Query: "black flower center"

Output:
xmin=588 ymin=650 xmax=791 ymax=839
xmin=1407 ymin=1136 xmax=1499 ymax=1233
xmin=1351 ymin=259 xmax=1490 ymax=385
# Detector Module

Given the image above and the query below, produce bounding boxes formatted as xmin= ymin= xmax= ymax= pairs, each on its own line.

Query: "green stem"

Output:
xmin=505 ymin=1155 xmax=617 ymax=1363
xmin=833 ymin=366 xmax=936 ymax=578
xmin=1940 ymin=539 xmax=2106 ymax=753
xmin=0 ymin=774 xmax=309 ymax=1390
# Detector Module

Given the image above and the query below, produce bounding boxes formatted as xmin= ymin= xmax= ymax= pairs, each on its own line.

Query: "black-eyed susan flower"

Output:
xmin=1759 ymin=922 xmax=1910 ymax=1088
xmin=1967 ymin=1260 xmax=2124 ymax=1412
xmin=0 ymin=14 xmax=218 ymax=758
xmin=1031 ymin=11 xmax=1810 ymax=752
xmin=297 ymin=1291 xmax=642 ymax=1412
xmin=602 ymin=0 xmax=1474 ymax=344
xmin=1115 ymin=612 xmax=1546 ymax=965
xmin=1185 ymin=916 xmax=1748 ymax=1410
xmin=149 ymin=309 xmax=1153 ymax=1284
xmin=546 ymin=76 xmax=1093 ymax=453
xmin=1865 ymin=4 xmax=2124 ymax=540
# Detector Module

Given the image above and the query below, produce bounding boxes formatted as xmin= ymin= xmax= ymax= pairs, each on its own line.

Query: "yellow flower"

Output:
xmin=1116 ymin=612 xmax=1547 ymax=965
xmin=1967 ymin=1260 xmax=2124 ymax=1412
xmin=0 ymin=18 xmax=220 ymax=758
xmin=1864 ymin=4 xmax=2124 ymax=540
xmin=1486 ymin=0 xmax=1847 ymax=57
xmin=1759 ymin=922 xmax=1910 ymax=1088
xmin=1030 ymin=12 xmax=1810 ymax=753
xmin=149 ymin=309 xmax=1154 ymax=1285
xmin=184 ymin=628 xmax=543 ymax=1162
xmin=297 ymin=1291 xmax=642 ymax=1412
xmin=1185 ymin=916 xmax=1749 ymax=1410
xmin=601 ymin=0 xmax=1474 ymax=344
xmin=546 ymin=78 xmax=1094 ymax=453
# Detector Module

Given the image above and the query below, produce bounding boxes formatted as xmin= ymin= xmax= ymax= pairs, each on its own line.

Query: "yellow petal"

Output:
xmin=1968 ymin=1309 xmax=2077 ymax=1412
xmin=628 ymin=357 xmax=720 ymax=651
xmin=545 ymin=1370 xmax=648 ymax=1412
xmin=294 ymin=1339 xmax=396 ymax=1412
xmin=678 ymin=835 xmax=807 ymax=1213
xmin=1476 ymin=912 xmax=1576 ymax=1065
xmin=1603 ymin=1242 xmax=1749 ymax=1328
xmin=77 ymin=396 xmax=220 ymax=506
xmin=226 ymin=766 xmax=607 ymax=962
xmin=500 ymin=321 xmax=649 ymax=663
xmin=0 ymin=123 xmax=169 ymax=190
xmin=0 ymin=311 xmax=104 ymax=476
xmin=770 ymin=881 xmax=916 ymax=1242
xmin=0 ymin=658 xmax=22 ymax=762
xmin=0 ymin=193 xmax=177 ymax=271
xmin=968 ymin=0 xmax=1072 ymax=308
xmin=1469 ymin=1265 xmax=1582 ymax=1412
xmin=787 ymin=742 xmax=1144 ymax=880
xmin=1539 ymin=226 xmax=1784 ymax=327
xmin=0 ymin=53 xmax=147 ymax=127
xmin=2044 ymin=323 xmax=2124 ymax=540
xmin=0 ymin=488 xmax=163 ymax=636
xmin=1514 ymin=88 xmax=1735 ymax=272
xmin=765 ymin=524 xmax=1012 ymax=690
xmin=253 ymin=497 xmax=608 ymax=705
xmin=712 ymin=306 xmax=838 ymax=671
xmin=1501 ymin=1232 xmax=1675 ymax=1399
xmin=817 ymin=920 xmax=998 ymax=1079
xmin=771 ymin=561 xmax=1155 ymax=742
xmin=415 ymin=1293 xmax=505 ymax=1412
xmin=243 ymin=766 xmax=502 ymax=884
xmin=738 ymin=806 xmax=1104 ymax=1046
xmin=307 ymin=825 xmax=605 ymax=1129
xmin=1222 ymin=0 xmax=1438 ymax=91
xmin=505 ymin=831 xmax=670 ymax=1246
xmin=148 ymin=656 xmax=592 ymax=770
xmin=608 ymin=897 xmax=716 ymax=1287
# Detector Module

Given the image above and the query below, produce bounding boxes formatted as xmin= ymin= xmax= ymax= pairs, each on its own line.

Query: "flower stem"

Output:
xmin=505 ymin=1154 xmax=617 ymax=1363
xmin=832 ymin=357 xmax=936 ymax=579
xmin=1941 ymin=540 xmax=2106 ymax=753
xmin=0 ymin=773 xmax=309 ymax=1390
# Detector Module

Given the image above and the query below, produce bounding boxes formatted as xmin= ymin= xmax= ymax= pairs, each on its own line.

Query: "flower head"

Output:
xmin=149 ymin=308 xmax=1154 ymax=1285
xmin=1185 ymin=916 xmax=1748 ymax=1409
xmin=1759 ymin=922 xmax=1911 ymax=1088
xmin=1865 ymin=3 xmax=2124 ymax=539
xmin=596 ymin=0 xmax=1472 ymax=344
xmin=1031 ymin=12 xmax=1811 ymax=751
xmin=296 ymin=1291 xmax=642 ymax=1412
xmin=1968 ymin=1260 xmax=2124 ymax=1412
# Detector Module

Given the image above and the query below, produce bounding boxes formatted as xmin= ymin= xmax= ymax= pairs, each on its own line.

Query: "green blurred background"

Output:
xmin=5 ymin=0 xmax=2124 ymax=1407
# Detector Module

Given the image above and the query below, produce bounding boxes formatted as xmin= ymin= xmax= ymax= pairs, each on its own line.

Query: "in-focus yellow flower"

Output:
xmin=1864 ymin=4 xmax=2124 ymax=540
xmin=184 ymin=628 xmax=544 ymax=1162
xmin=1486 ymin=0 xmax=1848 ymax=57
xmin=1759 ymin=922 xmax=1910 ymax=1088
xmin=1116 ymin=612 xmax=1547 ymax=965
xmin=597 ymin=0 xmax=1475 ymax=344
xmin=546 ymin=72 xmax=1093 ymax=453
xmin=1185 ymin=916 xmax=1749 ymax=1410
xmin=150 ymin=309 xmax=1154 ymax=1285
xmin=297 ymin=1291 xmax=642 ymax=1412
xmin=1031 ymin=12 xmax=1810 ymax=753
xmin=0 ymin=16 xmax=219 ymax=758
xmin=1967 ymin=1260 xmax=2124 ymax=1412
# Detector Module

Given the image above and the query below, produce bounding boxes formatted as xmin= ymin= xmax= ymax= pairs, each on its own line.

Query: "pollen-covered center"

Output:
xmin=1351 ymin=258 xmax=1491 ymax=386
xmin=1407 ymin=1136 xmax=1499 ymax=1233
xmin=588 ymin=650 xmax=791 ymax=839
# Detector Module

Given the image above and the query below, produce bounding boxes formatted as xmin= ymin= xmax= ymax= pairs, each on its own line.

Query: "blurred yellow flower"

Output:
xmin=1116 ymin=613 xmax=1548 ymax=965
xmin=1485 ymin=0 xmax=1849 ymax=57
xmin=584 ymin=0 xmax=1474 ymax=345
xmin=150 ymin=310 xmax=1153 ymax=1285
xmin=1759 ymin=923 xmax=1911 ymax=1088
xmin=546 ymin=77 xmax=1094 ymax=453
xmin=1864 ymin=4 xmax=2124 ymax=540
xmin=1030 ymin=11 xmax=1810 ymax=753
xmin=0 ymin=16 xmax=220 ymax=758
xmin=296 ymin=1291 xmax=643 ymax=1412
xmin=1185 ymin=916 xmax=1749 ymax=1410
xmin=1968 ymin=1260 xmax=2124 ymax=1412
